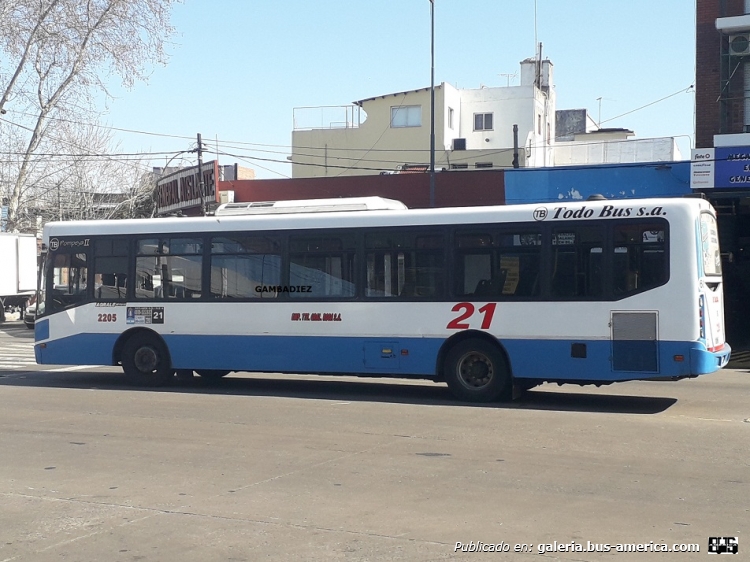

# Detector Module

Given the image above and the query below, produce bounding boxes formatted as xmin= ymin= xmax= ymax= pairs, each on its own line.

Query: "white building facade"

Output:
xmin=291 ymin=58 xmax=555 ymax=178
xmin=291 ymin=57 xmax=682 ymax=179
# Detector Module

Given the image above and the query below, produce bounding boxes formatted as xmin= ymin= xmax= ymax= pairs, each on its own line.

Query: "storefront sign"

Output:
xmin=690 ymin=148 xmax=715 ymax=189
xmin=692 ymin=145 xmax=750 ymax=189
xmin=155 ymin=160 xmax=218 ymax=215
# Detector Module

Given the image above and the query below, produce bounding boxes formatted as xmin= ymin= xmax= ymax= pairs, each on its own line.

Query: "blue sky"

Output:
xmin=104 ymin=0 xmax=696 ymax=179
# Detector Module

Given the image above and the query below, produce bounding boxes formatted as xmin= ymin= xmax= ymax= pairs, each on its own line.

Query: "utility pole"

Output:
xmin=196 ymin=133 xmax=206 ymax=216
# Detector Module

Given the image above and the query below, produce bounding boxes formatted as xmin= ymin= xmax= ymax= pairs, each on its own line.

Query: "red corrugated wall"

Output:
xmin=219 ymin=169 xmax=506 ymax=208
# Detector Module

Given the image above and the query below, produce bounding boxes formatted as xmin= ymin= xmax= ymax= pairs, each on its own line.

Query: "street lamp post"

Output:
xmin=196 ymin=132 xmax=206 ymax=216
xmin=429 ymin=0 xmax=436 ymax=208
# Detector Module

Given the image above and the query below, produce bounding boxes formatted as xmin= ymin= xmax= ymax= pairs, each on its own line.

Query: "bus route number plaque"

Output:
xmin=126 ymin=307 xmax=165 ymax=325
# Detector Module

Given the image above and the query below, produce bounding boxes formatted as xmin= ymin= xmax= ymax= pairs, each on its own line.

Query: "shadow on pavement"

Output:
xmin=0 ymin=368 xmax=677 ymax=415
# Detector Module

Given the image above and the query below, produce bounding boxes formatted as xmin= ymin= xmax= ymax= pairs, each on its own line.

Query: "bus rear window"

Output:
xmin=700 ymin=213 xmax=722 ymax=276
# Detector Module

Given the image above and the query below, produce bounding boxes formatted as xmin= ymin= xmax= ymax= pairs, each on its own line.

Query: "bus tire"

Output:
xmin=196 ymin=369 xmax=230 ymax=381
xmin=122 ymin=332 xmax=174 ymax=387
xmin=444 ymin=339 xmax=510 ymax=402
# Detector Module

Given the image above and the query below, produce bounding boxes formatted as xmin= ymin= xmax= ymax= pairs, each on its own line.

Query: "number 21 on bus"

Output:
xmin=447 ymin=302 xmax=497 ymax=330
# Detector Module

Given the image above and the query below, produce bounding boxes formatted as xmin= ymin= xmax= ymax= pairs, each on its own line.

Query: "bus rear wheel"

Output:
xmin=122 ymin=332 xmax=174 ymax=387
xmin=444 ymin=339 xmax=510 ymax=402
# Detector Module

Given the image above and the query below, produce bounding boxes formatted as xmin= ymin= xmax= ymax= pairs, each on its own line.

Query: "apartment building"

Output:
xmin=291 ymin=58 xmax=555 ymax=178
xmin=292 ymin=56 xmax=682 ymax=179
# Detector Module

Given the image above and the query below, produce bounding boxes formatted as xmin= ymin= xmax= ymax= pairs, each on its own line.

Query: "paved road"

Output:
xmin=0 ymin=320 xmax=748 ymax=561
xmin=0 ymin=320 xmax=35 ymax=370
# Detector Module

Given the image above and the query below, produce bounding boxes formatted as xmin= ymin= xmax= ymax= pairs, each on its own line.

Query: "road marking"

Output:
xmin=47 ymin=365 xmax=105 ymax=372
xmin=0 ymin=340 xmax=37 ymax=370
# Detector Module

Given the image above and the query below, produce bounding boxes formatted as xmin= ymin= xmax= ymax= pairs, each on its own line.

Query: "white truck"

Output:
xmin=0 ymin=233 xmax=37 ymax=323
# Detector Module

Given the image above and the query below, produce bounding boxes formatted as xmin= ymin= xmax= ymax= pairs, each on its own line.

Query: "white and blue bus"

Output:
xmin=34 ymin=196 xmax=730 ymax=402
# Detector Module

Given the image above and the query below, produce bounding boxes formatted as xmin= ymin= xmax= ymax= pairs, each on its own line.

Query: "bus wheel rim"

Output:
xmin=134 ymin=346 xmax=158 ymax=373
xmin=457 ymin=351 xmax=493 ymax=389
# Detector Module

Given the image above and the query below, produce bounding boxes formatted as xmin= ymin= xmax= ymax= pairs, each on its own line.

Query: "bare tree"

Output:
xmin=0 ymin=0 xmax=179 ymax=231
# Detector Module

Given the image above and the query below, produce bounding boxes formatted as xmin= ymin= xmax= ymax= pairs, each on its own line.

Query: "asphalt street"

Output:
xmin=0 ymin=319 xmax=747 ymax=561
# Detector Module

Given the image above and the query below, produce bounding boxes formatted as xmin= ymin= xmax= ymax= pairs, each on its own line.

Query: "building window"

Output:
xmin=450 ymin=163 xmax=469 ymax=170
xmin=391 ymin=105 xmax=422 ymax=128
xmin=474 ymin=113 xmax=493 ymax=131
xmin=537 ymin=114 xmax=542 ymax=134
xmin=475 ymin=162 xmax=493 ymax=169
xmin=448 ymin=107 xmax=455 ymax=129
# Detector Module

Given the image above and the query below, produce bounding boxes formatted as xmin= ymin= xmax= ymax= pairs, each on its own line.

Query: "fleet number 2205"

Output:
xmin=446 ymin=302 xmax=497 ymax=330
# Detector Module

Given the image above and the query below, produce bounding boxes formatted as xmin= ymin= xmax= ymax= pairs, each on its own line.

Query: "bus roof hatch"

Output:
xmin=214 ymin=196 xmax=408 ymax=216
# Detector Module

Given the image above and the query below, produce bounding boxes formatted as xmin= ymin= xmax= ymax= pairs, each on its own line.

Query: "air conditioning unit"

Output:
xmin=218 ymin=190 xmax=234 ymax=204
xmin=729 ymin=33 xmax=750 ymax=56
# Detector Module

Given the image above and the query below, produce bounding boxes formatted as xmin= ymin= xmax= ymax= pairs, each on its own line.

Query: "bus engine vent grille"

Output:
xmin=611 ymin=311 xmax=658 ymax=372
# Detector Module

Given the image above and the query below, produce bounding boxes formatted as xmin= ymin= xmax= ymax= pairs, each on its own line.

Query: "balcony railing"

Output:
xmin=293 ymin=105 xmax=363 ymax=131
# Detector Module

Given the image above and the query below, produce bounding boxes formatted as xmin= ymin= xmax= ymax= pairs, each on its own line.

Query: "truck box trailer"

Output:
xmin=0 ymin=233 xmax=37 ymax=322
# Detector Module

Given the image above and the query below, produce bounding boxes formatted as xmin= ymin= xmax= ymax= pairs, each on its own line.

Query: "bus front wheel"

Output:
xmin=122 ymin=332 xmax=174 ymax=387
xmin=444 ymin=339 xmax=510 ymax=402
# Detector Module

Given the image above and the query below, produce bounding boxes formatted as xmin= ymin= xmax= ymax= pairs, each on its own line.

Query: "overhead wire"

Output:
xmin=600 ymin=85 xmax=694 ymax=126
xmin=0 ymin=83 xmax=696 ymax=175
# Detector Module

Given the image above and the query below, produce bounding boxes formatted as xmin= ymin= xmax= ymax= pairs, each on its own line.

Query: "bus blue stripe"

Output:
xmin=36 ymin=333 xmax=730 ymax=382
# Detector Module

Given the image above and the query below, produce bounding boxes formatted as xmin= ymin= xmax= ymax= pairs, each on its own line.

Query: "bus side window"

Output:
xmin=550 ymin=227 xmax=603 ymax=299
xmin=135 ymin=238 xmax=202 ymax=300
xmin=613 ymin=224 xmax=667 ymax=297
xmin=455 ymin=230 xmax=540 ymax=299
xmin=460 ymin=253 xmax=492 ymax=296
xmin=289 ymin=235 xmax=356 ymax=298
xmin=366 ymin=231 xmax=444 ymax=299
xmin=48 ymin=252 xmax=89 ymax=312
xmin=210 ymin=236 xmax=282 ymax=299
xmin=94 ymin=238 xmax=129 ymax=300
xmin=496 ymin=231 xmax=542 ymax=298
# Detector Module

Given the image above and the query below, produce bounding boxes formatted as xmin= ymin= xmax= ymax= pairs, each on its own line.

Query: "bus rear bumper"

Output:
xmin=690 ymin=343 xmax=731 ymax=374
